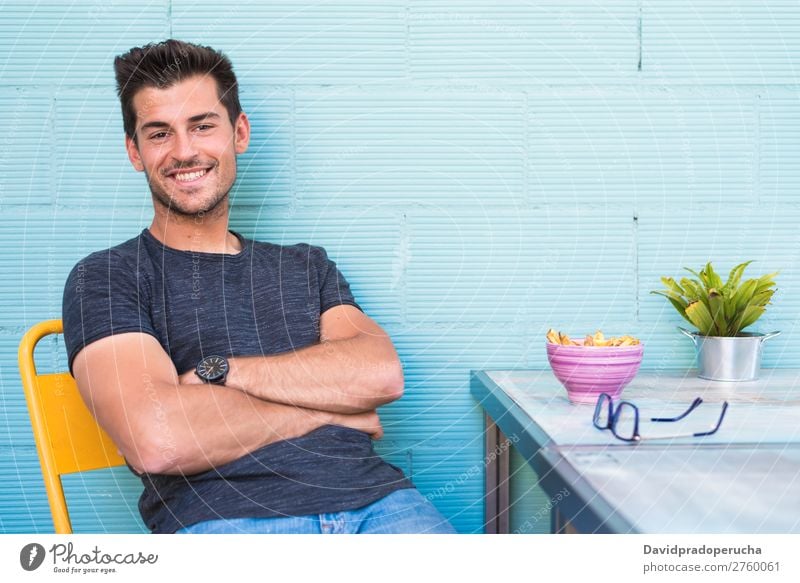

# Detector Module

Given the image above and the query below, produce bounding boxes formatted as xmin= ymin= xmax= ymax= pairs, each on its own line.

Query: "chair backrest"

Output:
xmin=18 ymin=319 xmax=125 ymax=534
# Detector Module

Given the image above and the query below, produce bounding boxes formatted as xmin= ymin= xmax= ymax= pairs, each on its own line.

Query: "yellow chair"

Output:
xmin=18 ymin=319 xmax=125 ymax=534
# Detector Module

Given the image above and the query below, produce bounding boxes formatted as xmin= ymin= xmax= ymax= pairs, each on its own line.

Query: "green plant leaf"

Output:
xmin=685 ymin=300 xmax=715 ymax=335
xmin=754 ymin=272 xmax=779 ymax=295
xmin=650 ymin=289 xmax=688 ymax=306
xmin=682 ymin=273 xmax=713 ymax=310
xmin=704 ymin=262 xmax=724 ymax=290
xmin=723 ymin=287 xmax=737 ymax=323
xmin=735 ymin=304 xmax=766 ymax=333
xmin=723 ymin=261 xmax=753 ymax=293
xmin=695 ymin=264 xmax=712 ymax=291
xmin=660 ymin=276 xmax=686 ymax=297
xmin=669 ymin=299 xmax=694 ymax=324
xmin=708 ymin=289 xmax=726 ymax=336
xmin=751 ymin=289 xmax=775 ymax=308
xmin=651 ymin=291 xmax=693 ymax=323
xmin=683 ymin=267 xmax=703 ymax=281
xmin=733 ymin=278 xmax=758 ymax=314
xmin=679 ymin=277 xmax=703 ymax=301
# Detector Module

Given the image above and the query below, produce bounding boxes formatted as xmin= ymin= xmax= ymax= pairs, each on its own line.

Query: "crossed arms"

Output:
xmin=71 ymin=305 xmax=403 ymax=476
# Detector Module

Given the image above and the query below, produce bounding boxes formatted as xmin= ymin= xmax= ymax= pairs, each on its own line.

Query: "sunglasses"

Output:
xmin=592 ymin=393 xmax=729 ymax=443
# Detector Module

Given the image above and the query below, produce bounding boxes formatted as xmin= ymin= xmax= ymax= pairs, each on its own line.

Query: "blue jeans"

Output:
xmin=176 ymin=488 xmax=456 ymax=534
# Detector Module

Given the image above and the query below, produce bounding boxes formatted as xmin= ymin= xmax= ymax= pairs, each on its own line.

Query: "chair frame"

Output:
xmin=18 ymin=319 xmax=125 ymax=533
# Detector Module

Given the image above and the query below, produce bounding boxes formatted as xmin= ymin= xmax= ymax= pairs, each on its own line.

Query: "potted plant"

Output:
xmin=651 ymin=261 xmax=780 ymax=381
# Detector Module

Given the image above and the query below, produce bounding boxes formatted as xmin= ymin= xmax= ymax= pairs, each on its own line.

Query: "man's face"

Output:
xmin=125 ymin=75 xmax=249 ymax=217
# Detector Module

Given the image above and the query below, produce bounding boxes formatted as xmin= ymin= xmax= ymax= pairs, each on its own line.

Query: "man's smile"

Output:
xmin=165 ymin=164 xmax=215 ymax=186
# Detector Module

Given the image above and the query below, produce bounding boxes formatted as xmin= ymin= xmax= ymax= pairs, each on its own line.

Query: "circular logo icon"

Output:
xmin=20 ymin=543 xmax=46 ymax=571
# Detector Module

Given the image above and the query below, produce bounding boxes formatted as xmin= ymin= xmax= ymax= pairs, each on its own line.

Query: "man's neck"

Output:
xmin=148 ymin=212 xmax=242 ymax=254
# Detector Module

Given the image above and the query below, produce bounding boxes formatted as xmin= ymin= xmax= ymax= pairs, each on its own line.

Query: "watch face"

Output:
xmin=197 ymin=355 xmax=229 ymax=382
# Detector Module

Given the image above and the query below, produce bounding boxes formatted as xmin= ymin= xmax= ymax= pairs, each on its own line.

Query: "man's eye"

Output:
xmin=195 ymin=124 xmax=214 ymax=132
xmin=150 ymin=132 xmax=168 ymax=140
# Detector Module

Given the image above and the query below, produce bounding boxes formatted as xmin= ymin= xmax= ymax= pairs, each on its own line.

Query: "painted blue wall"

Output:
xmin=1 ymin=1 xmax=799 ymax=533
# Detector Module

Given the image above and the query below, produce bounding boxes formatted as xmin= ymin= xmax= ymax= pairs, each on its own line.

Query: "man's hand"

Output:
xmin=330 ymin=410 xmax=384 ymax=440
xmin=178 ymin=368 xmax=203 ymax=386
xmin=178 ymin=368 xmax=384 ymax=439
xmin=225 ymin=305 xmax=404 ymax=414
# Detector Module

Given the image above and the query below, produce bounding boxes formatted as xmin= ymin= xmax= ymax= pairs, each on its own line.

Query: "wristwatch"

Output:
xmin=195 ymin=355 xmax=229 ymax=385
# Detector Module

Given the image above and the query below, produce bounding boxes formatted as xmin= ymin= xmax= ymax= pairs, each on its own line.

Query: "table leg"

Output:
xmin=484 ymin=414 xmax=510 ymax=534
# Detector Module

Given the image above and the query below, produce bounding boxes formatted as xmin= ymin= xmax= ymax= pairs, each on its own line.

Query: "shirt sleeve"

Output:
xmin=62 ymin=249 xmax=158 ymax=375
xmin=310 ymin=245 xmax=363 ymax=315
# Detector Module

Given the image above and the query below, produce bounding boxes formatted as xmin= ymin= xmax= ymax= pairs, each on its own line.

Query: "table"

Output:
xmin=470 ymin=369 xmax=800 ymax=534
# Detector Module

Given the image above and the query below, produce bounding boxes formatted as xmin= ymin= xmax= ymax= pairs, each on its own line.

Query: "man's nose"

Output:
xmin=171 ymin=131 xmax=198 ymax=161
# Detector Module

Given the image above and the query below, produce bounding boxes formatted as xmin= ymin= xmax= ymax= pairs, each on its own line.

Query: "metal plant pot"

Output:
xmin=678 ymin=327 xmax=780 ymax=382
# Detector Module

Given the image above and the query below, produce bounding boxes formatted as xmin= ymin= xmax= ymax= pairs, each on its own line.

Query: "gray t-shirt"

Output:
xmin=62 ymin=229 xmax=411 ymax=533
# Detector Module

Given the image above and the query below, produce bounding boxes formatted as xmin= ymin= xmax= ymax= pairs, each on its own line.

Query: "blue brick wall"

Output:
xmin=1 ymin=1 xmax=799 ymax=534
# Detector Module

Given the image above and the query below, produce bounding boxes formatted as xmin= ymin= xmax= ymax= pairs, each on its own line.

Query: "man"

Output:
xmin=62 ymin=39 xmax=454 ymax=534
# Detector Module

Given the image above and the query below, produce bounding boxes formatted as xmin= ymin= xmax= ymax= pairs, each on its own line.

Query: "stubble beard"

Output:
xmin=146 ymin=163 xmax=231 ymax=220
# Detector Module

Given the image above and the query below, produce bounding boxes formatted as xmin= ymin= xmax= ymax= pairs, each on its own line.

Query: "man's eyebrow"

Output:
xmin=139 ymin=120 xmax=170 ymax=132
xmin=187 ymin=112 xmax=221 ymax=124
xmin=139 ymin=112 xmax=222 ymax=133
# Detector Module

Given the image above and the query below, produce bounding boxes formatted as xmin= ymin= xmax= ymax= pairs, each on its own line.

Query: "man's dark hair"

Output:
xmin=114 ymin=39 xmax=242 ymax=141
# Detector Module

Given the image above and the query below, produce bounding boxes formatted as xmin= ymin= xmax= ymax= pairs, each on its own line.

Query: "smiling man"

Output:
xmin=61 ymin=40 xmax=455 ymax=534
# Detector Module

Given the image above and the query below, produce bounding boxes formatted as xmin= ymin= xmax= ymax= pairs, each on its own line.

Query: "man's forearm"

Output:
xmin=131 ymin=380 xmax=333 ymax=476
xmin=73 ymin=333 xmax=383 ymax=478
xmin=225 ymin=333 xmax=404 ymax=414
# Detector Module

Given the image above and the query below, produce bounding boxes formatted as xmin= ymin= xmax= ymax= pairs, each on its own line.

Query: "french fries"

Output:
xmin=546 ymin=328 xmax=578 ymax=346
xmin=546 ymin=328 xmax=640 ymax=347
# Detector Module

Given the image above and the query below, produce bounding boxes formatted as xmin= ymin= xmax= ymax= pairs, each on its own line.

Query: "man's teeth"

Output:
xmin=174 ymin=169 xmax=207 ymax=182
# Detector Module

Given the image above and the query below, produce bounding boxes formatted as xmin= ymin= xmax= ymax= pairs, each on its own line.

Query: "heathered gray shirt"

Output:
xmin=62 ymin=229 xmax=410 ymax=533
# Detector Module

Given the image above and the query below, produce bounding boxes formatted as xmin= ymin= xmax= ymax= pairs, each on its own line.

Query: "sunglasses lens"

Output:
xmin=613 ymin=402 xmax=638 ymax=441
xmin=593 ymin=394 xmax=612 ymax=429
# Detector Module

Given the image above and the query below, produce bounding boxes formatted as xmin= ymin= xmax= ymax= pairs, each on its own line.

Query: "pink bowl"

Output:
xmin=546 ymin=340 xmax=644 ymax=404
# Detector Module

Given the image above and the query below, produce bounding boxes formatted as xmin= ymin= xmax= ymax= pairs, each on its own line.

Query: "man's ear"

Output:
xmin=125 ymin=135 xmax=145 ymax=172
xmin=234 ymin=112 xmax=251 ymax=155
